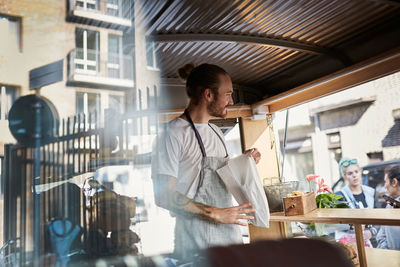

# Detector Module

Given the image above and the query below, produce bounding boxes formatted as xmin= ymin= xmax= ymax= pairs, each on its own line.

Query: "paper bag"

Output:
xmin=216 ymin=154 xmax=270 ymax=228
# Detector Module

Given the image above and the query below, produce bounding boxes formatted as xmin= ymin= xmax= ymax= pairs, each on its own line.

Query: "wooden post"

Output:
xmin=239 ymin=115 xmax=286 ymax=241
xmin=239 ymin=115 xmax=280 ymax=179
xmin=355 ymin=224 xmax=368 ymax=267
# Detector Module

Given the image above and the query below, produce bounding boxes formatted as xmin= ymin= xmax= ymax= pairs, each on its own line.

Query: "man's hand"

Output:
xmin=154 ymin=175 xmax=256 ymax=225
xmin=245 ymin=148 xmax=261 ymax=164
xmin=209 ymin=202 xmax=255 ymax=226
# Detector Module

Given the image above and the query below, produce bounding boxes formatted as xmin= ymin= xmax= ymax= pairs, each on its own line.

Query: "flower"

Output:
xmin=317 ymin=184 xmax=333 ymax=194
xmin=305 ymin=174 xmax=333 ymax=194
xmin=305 ymin=174 xmax=319 ymax=192
xmin=316 ymin=178 xmax=333 ymax=194
xmin=306 ymin=174 xmax=319 ymax=182
xmin=302 ymin=174 xmax=348 ymax=237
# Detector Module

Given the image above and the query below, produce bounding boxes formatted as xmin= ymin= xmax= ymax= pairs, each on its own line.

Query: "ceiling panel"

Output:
xmin=137 ymin=0 xmax=400 ymax=103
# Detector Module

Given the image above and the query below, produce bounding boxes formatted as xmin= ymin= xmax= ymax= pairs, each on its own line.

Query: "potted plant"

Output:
xmin=300 ymin=175 xmax=348 ymax=236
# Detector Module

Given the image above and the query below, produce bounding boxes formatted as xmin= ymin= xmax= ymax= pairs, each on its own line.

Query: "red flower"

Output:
xmin=317 ymin=184 xmax=333 ymax=194
xmin=316 ymin=177 xmax=333 ymax=194
xmin=317 ymin=177 xmax=325 ymax=188
xmin=306 ymin=174 xmax=319 ymax=182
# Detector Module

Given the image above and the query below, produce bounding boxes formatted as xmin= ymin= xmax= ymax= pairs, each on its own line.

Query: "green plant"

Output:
xmin=301 ymin=194 xmax=348 ymax=236
xmin=300 ymin=174 xmax=348 ymax=236
xmin=316 ymin=193 xmax=348 ymax=209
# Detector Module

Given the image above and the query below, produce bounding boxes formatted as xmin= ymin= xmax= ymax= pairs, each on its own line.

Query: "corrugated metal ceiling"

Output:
xmin=136 ymin=0 xmax=400 ymax=102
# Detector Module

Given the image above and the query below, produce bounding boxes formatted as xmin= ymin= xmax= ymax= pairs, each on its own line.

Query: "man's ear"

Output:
xmin=203 ymin=88 xmax=214 ymax=103
xmin=392 ymin=178 xmax=399 ymax=187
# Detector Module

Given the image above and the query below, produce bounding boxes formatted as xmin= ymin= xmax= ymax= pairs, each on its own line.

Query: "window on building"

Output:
xmin=76 ymin=92 xmax=101 ymax=121
xmin=367 ymin=152 xmax=383 ymax=164
xmin=76 ymin=0 xmax=97 ymax=10
xmin=145 ymin=85 xmax=159 ymax=110
xmin=0 ymin=15 xmax=22 ymax=52
xmin=327 ymin=132 xmax=341 ymax=149
xmin=109 ymin=94 xmax=124 ymax=114
xmin=146 ymin=40 xmax=158 ymax=69
xmin=0 ymin=156 xmax=3 ymax=195
xmin=108 ymin=34 xmax=122 ymax=78
xmin=75 ymin=28 xmax=100 ymax=73
xmin=0 ymin=85 xmax=19 ymax=120
xmin=107 ymin=0 xmax=121 ymax=16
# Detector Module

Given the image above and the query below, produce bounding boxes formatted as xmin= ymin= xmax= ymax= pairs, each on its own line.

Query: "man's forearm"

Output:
xmin=153 ymin=174 xmax=215 ymax=221
xmin=169 ymin=191 xmax=216 ymax=221
xmin=153 ymin=174 xmax=255 ymax=225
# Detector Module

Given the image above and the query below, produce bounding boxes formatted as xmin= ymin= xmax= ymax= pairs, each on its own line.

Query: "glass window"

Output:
xmin=0 ymin=85 xmax=19 ymax=120
xmin=0 ymin=156 xmax=2 ymax=245
xmin=75 ymin=28 xmax=99 ymax=72
xmin=108 ymin=34 xmax=121 ymax=78
xmin=274 ymin=72 xmax=400 ymax=243
xmin=109 ymin=94 xmax=124 ymax=113
xmin=2 ymin=0 xmax=399 ymax=264
xmin=0 ymin=156 xmax=3 ymax=195
xmin=107 ymin=0 xmax=120 ymax=16
xmin=76 ymin=91 xmax=101 ymax=117
xmin=0 ymin=15 xmax=22 ymax=52
xmin=108 ymin=35 xmax=120 ymax=55
xmin=275 ymin=71 xmax=400 ymax=196
xmin=146 ymin=40 xmax=157 ymax=69
xmin=76 ymin=0 xmax=97 ymax=10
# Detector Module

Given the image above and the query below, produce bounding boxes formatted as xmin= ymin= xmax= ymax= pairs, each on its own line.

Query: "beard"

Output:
xmin=207 ymin=98 xmax=227 ymax=118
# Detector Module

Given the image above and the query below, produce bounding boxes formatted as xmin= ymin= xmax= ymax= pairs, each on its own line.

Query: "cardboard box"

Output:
xmin=283 ymin=192 xmax=317 ymax=216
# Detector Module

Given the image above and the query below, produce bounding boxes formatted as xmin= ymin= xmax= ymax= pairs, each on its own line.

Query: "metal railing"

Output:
xmin=2 ymin=112 xmax=102 ymax=266
xmin=68 ymin=49 xmax=134 ymax=82
xmin=69 ymin=0 xmax=131 ymax=20
xmin=1 ymin=86 xmax=161 ymax=265
xmin=0 ymin=238 xmax=20 ymax=267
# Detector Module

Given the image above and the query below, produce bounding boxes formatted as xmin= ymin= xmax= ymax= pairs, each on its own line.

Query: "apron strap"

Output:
xmin=184 ymin=109 xmax=228 ymax=158
xmin=208 ymin=123 xmax=228 ymax=158
xmin=184 ymin=109 xmax=207 ymax=157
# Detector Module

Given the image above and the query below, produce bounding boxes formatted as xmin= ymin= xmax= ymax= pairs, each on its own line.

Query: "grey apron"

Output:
xmin=174 ymin=110 xmax=243 ymax=259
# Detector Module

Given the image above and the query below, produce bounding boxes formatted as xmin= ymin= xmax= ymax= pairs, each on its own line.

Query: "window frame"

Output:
xmin=146 ymin=40 xmax=159 ymax=70
xmin=75 ymin=28 xmax=100 ymax=75
xmin=0 ymin=14 xmax=22 ymax=52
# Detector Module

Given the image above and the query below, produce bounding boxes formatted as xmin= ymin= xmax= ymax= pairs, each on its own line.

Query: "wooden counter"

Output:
xmin=364 ymin=247 xmax=400 ymax=267
xmin=266 ymin=209 xmax=400 ymax=267
xmin=270 ymin=208 xmax=400 ymax=226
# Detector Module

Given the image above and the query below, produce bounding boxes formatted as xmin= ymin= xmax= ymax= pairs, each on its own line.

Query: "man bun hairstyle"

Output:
xmin=177 ymin=63 xmax=195 ymax=82
xmin=177 ymin=63 xmax=228 ymax=104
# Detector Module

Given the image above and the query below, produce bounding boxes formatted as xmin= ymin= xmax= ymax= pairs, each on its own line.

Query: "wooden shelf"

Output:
xmin=270 ymin=208 xmax=400 ymax=226
xmin=364 ymin=247 xmax=400 ymax=267
xmin=264 ymin=208 xmax=400 ymax=267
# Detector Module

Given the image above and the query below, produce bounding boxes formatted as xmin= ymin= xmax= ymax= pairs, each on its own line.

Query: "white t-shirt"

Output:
xmin=152 ymin=117 xmax=227 ymax=199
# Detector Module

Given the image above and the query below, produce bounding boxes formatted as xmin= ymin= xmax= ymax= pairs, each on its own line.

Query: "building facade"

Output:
xmin=276 ymin=71 xmax=400 ymax=187
xmin=0 ymin=0 xmax=136 ymax=148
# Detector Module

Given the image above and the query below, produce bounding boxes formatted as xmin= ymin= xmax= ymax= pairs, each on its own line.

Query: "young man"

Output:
xmin=334 ymin=157 xmax=377 ymax=246
xmin=152 ymin=63 xmax=260 ymax=259
xmin=335 ymin=157 xmax=375 ymax=209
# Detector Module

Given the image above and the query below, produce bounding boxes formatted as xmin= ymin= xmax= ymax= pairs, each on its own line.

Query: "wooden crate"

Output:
xmin=283 ymin=192 xmax=317 ymax=216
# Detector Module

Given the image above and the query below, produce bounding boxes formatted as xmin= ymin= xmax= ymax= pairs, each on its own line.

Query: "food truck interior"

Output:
xmin=0 ymin=0 xmax=400 ymax=266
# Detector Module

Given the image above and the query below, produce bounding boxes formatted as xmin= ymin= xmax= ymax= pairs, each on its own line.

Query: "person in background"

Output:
xmin=335 ymin=157 xmax=376 ymax=209
xmin=334 ymin=157 xmax=377 ymax=246
xmin=376 ymin=165 xmax=400 ymax=250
